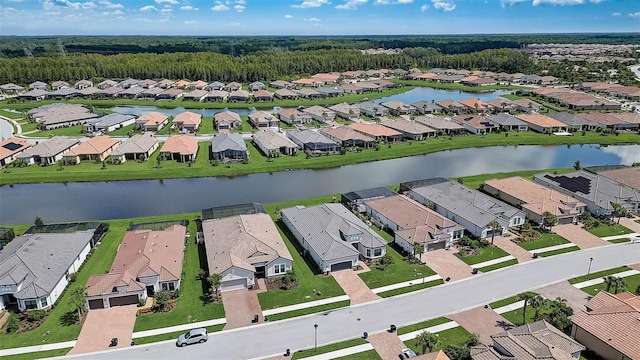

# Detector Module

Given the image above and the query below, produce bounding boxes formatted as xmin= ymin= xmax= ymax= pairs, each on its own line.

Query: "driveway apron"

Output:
xmin=67 ymin=304 xmax=138 ymax=355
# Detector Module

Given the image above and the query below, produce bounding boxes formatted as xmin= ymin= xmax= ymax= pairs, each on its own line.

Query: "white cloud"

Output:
xmin=292 ymin=0 xmax=330 ymax=8
xmin=532 ymin=0 xmax=584 ymax=5
xmin=420 ymin=3 xmax=429 ymax=11
xmin=611 ymin=12 xmax=620 ymax=16
xmin=629 ymin=11 xmax=640 ymax=17
xmin=155 ymin=0 xmax=178 ymax=3
xmin=81 ymin=1 xmax=97 ymax=9
xmin=500 ymin=0 xmax=528 ymax=7
xmin=102 ymin=9 xmax=123 ymax=15
xmin=160 ymin=7 xmax=172 ymax=12
xmin=99 ymin=0 xmax=123 ymax=9
xmin=235 ymin=0 xmax=246 ymax=4
xmin=4 ymin=0 xmax=25 ymax=2
xmin=336 ymin=0 xmax=367 ymax=10
xmin=589 ymin=0 xmax=605 ymax=3
xmin=376 ymin=0 xmax=413 ymax=3
xmin=211 ymin=2 xmax=229 ymax=11
xmin=181 ymin=5 xmax=198 ymax=10
xmin=184 ymin=20 xmax=198 ymax=24
xmin=431 ymin=0 xmax=455 ymax=11
xmin=284 ymin=14 xmax=293 ymax=18
xmin=139 ymin=5 xmax=158 ymax=11
xmin=234 ymin=5 xmax=245 ymax=11
xmin=305 ymin=17 xmax=321 ymax=21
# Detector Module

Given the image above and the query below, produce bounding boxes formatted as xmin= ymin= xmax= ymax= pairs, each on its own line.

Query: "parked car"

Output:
xmin=176 ymin=328 xmax=208 ymax=347
xmin=399 ymin=348 xmax=417 ymax=359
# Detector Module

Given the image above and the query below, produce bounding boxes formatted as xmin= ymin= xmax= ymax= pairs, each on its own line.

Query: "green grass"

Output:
xmin=394 ymin=80 xmax=526 ymax=92
xmin=27 ymin=125 xmax=85 ymax=138
xmin=406 ymin=326 xmax=472 ymax=355
xmin=333 ymin=349 xmax=382 ymax=360
xmin=456 ymin=245 xmax=510 ymax=265
xmin=489 ymin=292 xmax=537 ymax=309
xmin=397 ymin=317 xmax=451 ymax=335
xmin=456 ymin=168 xmax=574 ymax=191
xmin=18 ymin=121 xmax=40 ymax=133
xmin=609 ymin=238 xmax=631 ymax=244
xmin=0 ymin=109 xmax=24 ymax=119
xmin=587 ymin=224 xmax=634 ymax=238
xmin=377 ymin=279 xmax=444 ymax=298
xmin=517 ymin=232 xmax=571 ymax=251
xmin=501 ymin=94 xmax=522 ymax=101
xmin=5 ymin=127 xmax=639 ymax=185
xmin=569 ymin=266 xmax=630 ymax=284
xmin=107 ymin=123 xmax=137 ymax=137
xmin=478 ymin=258 xmax=518 ymax=273
xmin=292 ymin=338 xmax=367 ymax=359
xmin=132 ymin=324 xmax=224 ymax=345
xmin=500 ymin=306 xmax=537 ymax=327
xmin=155 ymin=119 xmax=177 ymax=136
xmin=1 ymin=348 xmax=72 ymax=360
xmin=198 ymin=117 xmax=215 ymax=134
xmin=580 ymin=274 xmax=640 ymax=296
xmin=538 ymin=246 xmax=580 ymax=257
xmin=265 ymin=300 xmax=350 ymax=322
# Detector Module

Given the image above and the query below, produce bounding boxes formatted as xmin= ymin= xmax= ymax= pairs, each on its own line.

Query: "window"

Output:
xmin=374 ymin=248 xmax=382 ymax=257
xmin=274 ymin=264 xmax=286 ymax=274
xmin=161 ymin=282 xmax=175 ymax=291
xmin=24 ymin=300 xmax=37 ymax=309
xmin=40 ymin=297 xmax=48 ymax=307
xmin=366 ymin=249 xmax=371 ymax=257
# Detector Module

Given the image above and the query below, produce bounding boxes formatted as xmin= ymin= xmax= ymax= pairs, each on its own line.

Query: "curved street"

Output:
xmin=66 ymin=242 xmax=640 ymax=360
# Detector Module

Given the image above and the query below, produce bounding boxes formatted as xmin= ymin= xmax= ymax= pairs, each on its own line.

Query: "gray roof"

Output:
xmin=548 ymin=112 xmax=601 ymax=128
xmin=86 ymin=113 xmax=136 ymax=128
xmin=252 ymin=130 xmax=298 ymax=151
xmin=410 ymin=179 xmax=523 ymax=228
xmin=316 ymin=87 xmax=344 ymax=95
xmin=411 ymin=101 xmax=443 ymax=111
xmin=211 ymin=133 xmax=247 ymax=153
xmin=286 ymin=130 xmax=339 ymax=146
xmin=486 ymin=113 xmax=528 ymax=127
xmin=47 ymin=88 xmax=79 ymax=97
xmin=355 ymin=101 xmax=388 ymax=113
xmin=18 ymin=136 xmax=80 ymax=159
xmin=0 ymin=230 xmax=96 ymax=300
xmin=281 ymin=203 xmax=386 ymax=261
xmin=110 ymin=133 xmax=158 ymax=156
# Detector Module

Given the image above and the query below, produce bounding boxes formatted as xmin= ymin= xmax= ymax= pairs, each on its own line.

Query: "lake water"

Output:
xmin=2 ymin=144 xmax=639 ymax=225
xmin=110 ymin=105 xmax=283 ymax=117
xmin=374 ymin=87 xmax=513 ymax=105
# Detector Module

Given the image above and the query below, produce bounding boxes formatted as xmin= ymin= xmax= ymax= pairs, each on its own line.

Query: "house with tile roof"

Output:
xmin=204 ymin=90 xmax=229 ymax=102
xmin=452 ymin=115 xmax=498 ymax=135
xmin=109 ymin=133 xmax=159 ymax=163
xmin=160 ymin=135 xmax=198 ymax=162
xmin=252 ymin=89 xmax=274 ymax=102
xmin=211 ymin=133 xmax=247 ymax=161
xmin=286 ymin=130 xmax=340 ymax=153
xmin=84 ymin=113 xmax=137 ymax=134
xmin=0 ymin=227 xmax=102 ymax=311
xmin=0 ymin=138 xmax=32 ymax=168
xmin=63 ymin=136 xmax=119 ymax=164
xmin=301 ymin=105 xmax=335 ymax=123
xmin=598 ymin=166 xmax=640 ymax=192
xmin=277 ymin=108 xmax=312 ymax=125
xmin=319 ymin=126 xmax=376 ymax=148
xmin=570 ymin=291 xmax=640 ymax=360
xmin=229 ymin=89 xmax=250 ymax=102
xmin=413 ymin=115 xmax=466 ymax=135
xmin=172 ymin=111 xmax=202 ymax=133
xmin=380 ymin=118 xmax=437 ymax=140
xmin=182 ymin=89 xmax=208 ymax=102
xmin=515 ymin=113 xmax=568 ymax=134
xmin=214 ymin=110 xmax=242 ymax=130
xmin=281 ymin=203 xmax=386 ymax=272
xmin=16 ymin=136 xmax=80 ymax=166
xmin=547 ymin=112 xmax=602 ymax=132
xmin=136 ymin=112 xmax=169 ymax=132
xmin=85 ymin=225 xmax=186 ymax=309
xmin=350 ymin=122 xmax=403 ymax=142
xmin=252 ymin=130 xmax=299 ymax=156
xmin=365 ymin=195 xmax=465 ymax=254
xmin=274 ymin=88 xmax=300 ymax=100
xmin=328 ymin=103 xmax=360 ymax=120
xmin=202 ymin=213 xmax=293 ymax=292
xmin=380 ymin=100 xmax=414 ymax=116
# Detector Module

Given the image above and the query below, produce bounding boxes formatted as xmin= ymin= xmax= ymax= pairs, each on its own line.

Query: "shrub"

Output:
xmin=27 ymin=309 xmax=46 ymax=322
xmin=68 ymin=272 xmax=77 ymax=283
xmin=5 ymin=313 xmax=19 ymax=333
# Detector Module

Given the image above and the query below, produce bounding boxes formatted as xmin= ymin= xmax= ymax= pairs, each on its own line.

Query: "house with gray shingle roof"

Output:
xmin=0 ymin=228 xmax=101 ymax=311
xmin=16 ymin=136 xmax=80 ymax=165
xmin=84 ymin=113 xmax=137 ymax=134
xmin=281 ymin=203 xmax=386 ymax=272
xmin=252 ymin=130 xmax=299 ymax=156
xmin=485 ymin=113 xmax=529 ymax=131
xmin=211 ymin=133 xmax=247 ymax=161
xmin=286 ymin=130 xmax=340 ymax=153
xmin=109 ymin=133 xmax=159 ymax=163
xmin=29 ymin=81 xmax=48 ymax=91
xmin=214 ymin=110 xmax=242 ymax=130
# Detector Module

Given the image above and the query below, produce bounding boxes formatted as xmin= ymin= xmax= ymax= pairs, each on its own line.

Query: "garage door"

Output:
xmin=88 ymin=299 xmax=104 ymax=310
xmin=428 ymin=241 xmax=446 ymax=251
xmin=330 ymin=261 xmax=352 ymax=272
xmin=221 ymin=278 xmax=247 ymax=292
xmin=558 ymin=217 xmax=574 ymax=225
xmin=108 ymin=295 xmax=139 ymax=307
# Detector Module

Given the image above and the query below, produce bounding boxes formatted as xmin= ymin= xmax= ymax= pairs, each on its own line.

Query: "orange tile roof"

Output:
xmin=350 ymin=122 xmax=402 ymax=137
xmin=0 ymin=137 xmax=31 ymax=161
xmin=173 ymin=111 xmax=202 ymax=126
xmin=160 ymin=135 xmax=198 ymax=155
xmin=137 ymin=112 xmax=168 ymax=127
xmin=366 ymin=195 xmax=461 ymax=231
xmin=64 ymin=136 xmax=118 ymax=156
xmin=516 ymin=113 xmax=567 ymax=129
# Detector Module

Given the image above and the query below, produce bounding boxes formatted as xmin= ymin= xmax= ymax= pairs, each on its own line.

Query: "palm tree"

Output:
xmin=413 ymin=243 xmax=425 ymax=262
xmin=69 ymin=287 xmax=87 ymax=321
xmin=542 ymin=212 xmax=558 ymax=232
xmin=603 ymin=275 xmax=616 ymax=292
xmin=517 ymin=292 xmax=535 ymax=325
xmin=610 ymin=202 xmax=627 ymax=224
xmin=613 ymin=277 xmax=627 ymax=294
xmin=487 ymin=219 xmax=502 ymax=245
xmin=207 ymin=273 xmax=222 ymax=301
xmin=415 ymin=331 xmax=440 ymax=354
xmin=500 ymin=101 xmax=507 ymax=113
xmin=529 ymin=295 xmax=545 ymax=321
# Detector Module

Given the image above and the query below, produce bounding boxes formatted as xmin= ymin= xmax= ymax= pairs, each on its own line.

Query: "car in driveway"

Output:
xmin=176 ymin=328 xmax=208 ymax=347
xmin=399 ymin=348 xmax=417 ymax=359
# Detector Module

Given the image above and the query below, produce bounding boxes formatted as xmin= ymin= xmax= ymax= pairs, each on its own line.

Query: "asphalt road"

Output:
xmin=66 ymin=242 xmax=640 ymax=360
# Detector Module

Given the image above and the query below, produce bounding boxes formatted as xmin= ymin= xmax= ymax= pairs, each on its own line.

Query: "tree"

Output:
xmin=610 ymin=202 xmax=627 ymax=224
xmin=613 ymin=277 xmax=627 ymax=294
xmin=154 ymin=289 xmax=171 ymax=312
xmin=573 ymin=160 xmax=581 ymax=170
xmin=69 ymin=287 xmax=86 ymax=321
xmin=487 ymin=219 xmax=502 ymax=245
xmin=444 ymin=344 xmax=471 ymax=360
xmin=542 ymin=212 xmax=558 ymax=232
xmin=413 ymin=243 xmax=425 ymax=262
xmin=517 ymin=292 xmax=535 ymax=325
xmin=207 ymin=273 xmax=222 ymax=301
xmin=529 ymin=295 xmax=545 ymax=321
xmin=34 ymin=216 xmax=44 ymax=226
xmin=415 ymin=331 xmax=440 ymax=354
xmin=603 ymin=275 xmax=616 ymax=292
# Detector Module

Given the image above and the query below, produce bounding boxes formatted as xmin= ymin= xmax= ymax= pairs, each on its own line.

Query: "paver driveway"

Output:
xmin=449 ymin=306 xmax=512 ymax=345
xmin=535 ymin=281 xmax=590 ymax=314
xmin=421 ymin=248 xmax=471 ymax=282
xmin=553 ymin=224 xmax=608 ymax=249
xmin=331 ymin=270 xmax=380 ymax=305
xmin=368 ymin=331 xmax=407 ymax=360
xmin=620 ymin=216 xmax=640 ymax=234
xmin=67 ymin=304 xmax=138 ymax=355
xmin=492 ymin=235 xmax=533 ymax=263
xmin=221 ymin=289 xmax=264 ymax=330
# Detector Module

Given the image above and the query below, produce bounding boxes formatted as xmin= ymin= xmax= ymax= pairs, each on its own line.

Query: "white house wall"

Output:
xmin=266 ymin=258 xmax=293 ymax=278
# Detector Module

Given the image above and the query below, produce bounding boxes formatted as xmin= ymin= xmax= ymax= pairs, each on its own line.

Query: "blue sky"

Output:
xmin=0 ymin=0 xmax=638 ymax=36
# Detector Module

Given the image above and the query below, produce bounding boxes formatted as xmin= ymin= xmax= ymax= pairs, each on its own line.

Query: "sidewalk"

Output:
xmin=297 ymin=344 xmax=374 ymax=360
xmin=397 ymin=320 xmax=460 ymax=341
xmin=528 ymin=243 xmax=576 ymax=254
xmin=132 ymin=318 xmax=227 ymax=339
xmin=473 ymin=255 xmax=516 ymax=269
xmin=0 ymin=341 xmax=77 ymax=357
xmin=601 ymin=233 xmax=639 ymax=241
xmin=492 ymin=300 xmax=526 ymax=314
xmin=371 ymin=274 xmax=442 ymax=294
xmin=262 ymin=295 xmax=350 ymax=316
xmin=571 ymin=269 xmax=640 ymax=289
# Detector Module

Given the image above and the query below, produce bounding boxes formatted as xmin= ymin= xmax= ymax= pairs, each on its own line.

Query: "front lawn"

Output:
xmin=569 ymin=266 xmax=630 ymax=284
xmin=587 ymin=224 xmax=633 ymax=238
xmin=489 ymin=292 xmax=537 ymax=309
xmin=334 ymin=349 xmax=382 ymax=360
xmin=0 ymin=109 xmax=24 ymax=119
xmin=500 ymin=307 xmax=536 ymax=326
xmin=27 ymin=125 xmax=85 ymax=138
xmin=580 ymin=274 xmax=640 ymax=297
xmin=478 ymin=258 xmax=518 ymax=273
xmin=456 ymin=245 xmax=510 ymax=266
xmin=265 ymin=300 xmax=350 ymax=322
xmin=292 ymin=338 xmax=368 ymax=359
xmin=516 ymin=232 xmax=571 ymax=251
xmin=406 ymin=326 xmax=472 ymax=356
xmin=397 ymin=317 xmax=451 ymax=335
xmin=2 ymin=348 xmax=72 ymax=360
xmin=132 ymin=324 xmax=224 ymax=345
xmin=377 ymin=279 xmax=444 ymax=298
xmin=538 ymin=246 xmax=580 ymax=257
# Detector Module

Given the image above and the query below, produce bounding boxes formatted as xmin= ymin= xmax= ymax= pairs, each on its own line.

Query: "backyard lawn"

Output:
xmin=456 ymin=246 xmax=510 ymax=265
xmin=198 ymin=117 xmax=215 ymax=134
xmin=107 ymin=123 xmax=137 ymax=137
xmin=587 ymin=224 xmax=633 ymax=238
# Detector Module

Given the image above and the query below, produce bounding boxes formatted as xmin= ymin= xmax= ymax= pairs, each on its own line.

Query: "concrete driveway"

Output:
xmin=492 ymin=235 xmax=533 ymax=263
xmin=221 ymin=289 xmax=264 ymax=330
xmin=535 ymin=281 xmax=591 ymax=314
xmin=620 ymin=216 xmax=640 ymax=234
xmin=553 ymin=224 xmax=609 ymax=249
xmin=421 ymin=248 xmax=471 ymax=282
xmin=67 ymin=305 xmax=138 ymax=355
xmin=449 ymin=306 xmax=512 ymax=345
xmin=368 ymin=331 xmax=407 ymax=360
xmin=331 ymin=270 xmax=380 ymax=305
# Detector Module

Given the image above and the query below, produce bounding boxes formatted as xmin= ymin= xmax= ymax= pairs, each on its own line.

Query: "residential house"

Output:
xmin=228 ymin=89 xmax=250 ymax=102
xmin=274 ymin=89 xmax=299 ymax=100
xmin=485 ymin=113 xmax=529 ymax=131
xmin=269 ymin=80 xmax=294 ymax=89
xmin=340 ymin=84 xmax=364 ymax=95
xmin=534 ymin=171 xmax=640 ymax=217
xmin=0 ymin=138 xmax=32 ymax=168
xmin=248 ymin=111 xmax=279 ymax=129
xmin=436 ymin=99 xmax=466 ymax=114
xmin=252 ymin=90 xmax=274 ymax=102
xmin=118 ymin=78 xmax=139 ymax=89
xmin=380 ymin=118 xmax=436 ymax=140
xmin=296 ymin=88 xmax=324 ymax=99
xmin=548 ymin=112 xmax=603 ymax=132
xmin=84 ymin=113 xmax=137 ymax=134
xmin=350 ymin=122 xmax=403 ymax=142
xmin=354 ymin=82 xmax=382 ymax=92
xmin=365 ymin=195 xmax=464 ymax=254
xmin=281 ymin=203 xmax=387 ymax=272
xmin=471 ymin=320 xmax=584 ymax=360
xmin=580 ymin=113 xmax=637 ymax=131
xmin=484 ymin=176 xmax=586 ymax=225
xmin=18 ymin=89 xmax=49 ymax=101
xmin=62 ymin=136 xmax=119 ymax=164
xmin=45 ymin=88 xmax=79 ymax=100
xmin=204 ymin=90 xmax=228 ymax=102
xmin=214 ymin=110 xmax=242 ymax=130
xmin=160 ymin=135 xmax=199 ymax=162
xmin=224 ymin=82 xmax=242 ymax=91
xmin=511 ymin=98 xmax=542 ymax=113
xmin=137 ymin=79 xmax=157 ymax=88
xmin=74 ymin=80 xmax=93 ymax=89
xmin=136 ymin=112 xmax=169 ymax=132
xmin=406 ymin=178 xmax=526 ymax=239
xmin=0 ymin=83 xmax=24 ymax=95
xmin=85 ymin=225 xmax=186 ymax=309
xmin=277 ymin=108 xmax=312 ymax=125
xmin=515 ymin=113 xmax=568 ymax=133
xmin=211 ymin=133 xmax=247 ymax=161
xmin=460 ymin=76 xmax=498 ymax=87
xmin=355 ymin=101 xmax=388 ymax=117
xmin=319 ymin=126 xmax=376 ymax=148
xmin=328 ymin=103 xmax=360 ymax=120
xmin=97 ymin=80 xmax=117 ymax=89
xmin=286 ymin=130 xmax=340 ymax=153
xmin=108 ymin=133 xmax=159 ymax=163
xmin=414 ymin=115 xmax=466 ymax=135
xmin=156 ymin=89 xmax=183 ymax=101
xmin=202 ymin=213 xmax=293 ymax=292
xmin=598 ymin=166 xmax=640 ymax=192
xmin=28 ymin=103 xmax=99 ymax=130
xmin=76 ymin=87 xmax=99 ymax=98
xmin=459 ymin=98 xmax=491 ymax=114
xmin=249 ymin=81 xmax=266 ymax=92
xmin=380 ymin=100 xmax=414 ymax=116
xmin=173 ymin=80 xmax=191 ymax=89
xmin=452 ymin=115 xmax=497 ymax=135
xmin=341 ymin=187 xmax=398 ymax=213
xmin=252 ymin=130 xmax=299 ymax=156
xmin=292 ymin=78 xmax=321 ymax=88
xmin=29 ymin=81 xmax=48 ymax=91
xmin=485 ymin=98 xmax=516 ymax=113
xmin=50 ymin=81 xmax=69 ymax=90
xmin=301 ymin=105 xmax=335 ymax=123
xmin=315 ymin=87 xmax=344 ymax=97
xmin=570 ymin=291 xmax=640 ymax=360
xmin=157 ymin=79 xmax=175 ymax=89
xmin=16 ymin=136 xmax=80 ymax=165
xmin=206 ymin=81 xmax=225 ymax=91
xmin=93 ymin=86 xmax=123 ymax=99
xmin=190 ymin=80 xmax=208 ymax=90
xmin=172 ymin=111 xmax=202 ymax=133
xmin=0 ymin=226 xmax=102 ymax=311
xmin=114 ymin=86 xmax=144 ymax=99
xmin=182 ymin=89 xmax=208 ymax=102
xmin=412 ymin=101 xmax=443 ymax=115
